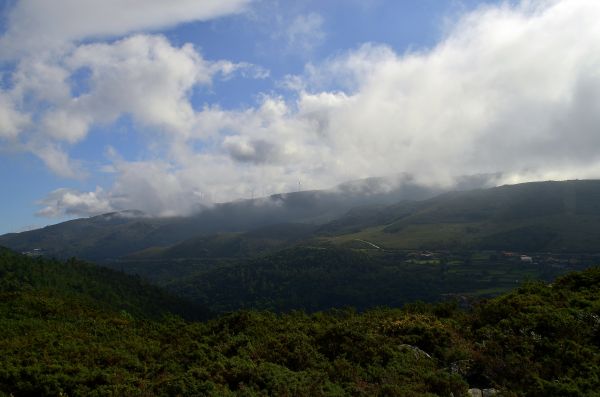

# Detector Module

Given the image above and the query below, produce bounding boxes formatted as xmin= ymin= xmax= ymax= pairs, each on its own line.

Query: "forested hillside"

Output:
xmin=1 ymin=248 xmax=599 ymax=396
xmin=326 ymin=180 xmax=600 ymax=252
xmin=0 ymin=247 xmax=208 ymax=321
xmin=111 ymin=246 xmax=591 ymax=313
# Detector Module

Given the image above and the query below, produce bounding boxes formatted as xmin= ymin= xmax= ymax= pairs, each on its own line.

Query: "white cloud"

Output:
xmin=285 ymin=13 xmax=326 ymax=53
xmin=0 ymin=0 xmax=251 ymax=58
xmin=0 ymin=0 xmax=272 ymax=220
xmin=108 ymin=159 xmax=208 ymax=217
xmin=36 ymin=159 xmax=213 ymax=218
xmin=0 ymin=0 xmax=263 ymax=180
xmin=1 ymin=33 xmax=266 ymax=177
xmin=0 ymin=92 xmax=30 ymax=139
xmin=267 ymin=0 xmax=600 ymax=187
xmin=37 ymin=187 xmax=113 ymax=218
xmin=63 ymin=34 xmax=219 ymax=135
xmin=32 ymin=143 xmax=84 ymax=179
xmin=29 ymin=0 xmax=600 ymax=218
xmin=41 ymin=110 xmax=90 ymax=144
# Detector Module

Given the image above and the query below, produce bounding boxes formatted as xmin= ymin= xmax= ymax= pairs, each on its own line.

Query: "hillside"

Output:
xmin=324 ymin=180 xmax=600 ymax=252
xmin=127 ymin=223 xmax=317 ymax=260
xmin=4 ymin=179 xmax=600 ymax=316
xmin=1 ymin=247 xmax=599 ymax=396
xmin=0 ymin=175 xmax=444 ymax=261
xmin=0 ymin=247 xmax=208 ymax=321
xmin=8 ymin=178 xmax=598 ymax=262
xmin=85 ymin=180 xmax=600 ymax=313
xmin=109 ymin=246 xmax=591 ymax=313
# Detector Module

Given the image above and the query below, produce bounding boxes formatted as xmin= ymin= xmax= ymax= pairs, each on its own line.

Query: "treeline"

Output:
xmin=0 ymin=247 xmax=209 ymax=321
xmin=158 ymin=247 xmax=576 ymax=313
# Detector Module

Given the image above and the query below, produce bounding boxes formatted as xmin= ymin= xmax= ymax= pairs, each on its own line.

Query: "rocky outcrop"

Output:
xmin=468 ymin=388 xmax=499 ymax=397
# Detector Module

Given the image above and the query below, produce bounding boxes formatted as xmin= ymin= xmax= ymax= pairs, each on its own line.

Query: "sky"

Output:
xmin=1 ymin=0 xmax=600 ymax=234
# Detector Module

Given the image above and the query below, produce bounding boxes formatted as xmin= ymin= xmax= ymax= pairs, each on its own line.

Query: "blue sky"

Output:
xmin=1 ymin=0 xmax=600 ymax=234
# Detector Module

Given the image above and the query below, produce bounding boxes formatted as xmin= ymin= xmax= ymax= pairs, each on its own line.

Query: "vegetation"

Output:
xmin=1 ymin=247 xmax=600 ymax=396
xmin=0 ymin=247 xmax=208 ymax=321
xmin=126 ymin=223 xmax=316 ymax=261
xmin=114 ymin=246 xmax=589 ymax=313
xmin=325 ymin=180 xmax=600 ymax=252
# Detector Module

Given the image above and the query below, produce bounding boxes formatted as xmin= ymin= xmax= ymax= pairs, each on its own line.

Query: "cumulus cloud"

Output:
xmin=28 ymin=0 xmax=600 ymax=218
xmin=258 ymin=0 xmax=600 ymax=188
xmin=0 ymin=33 xmax=265 ymax=177
xmin=37 ymin=159 xmax=214 ymax=218
xmin=223 ymin=136 xmax=282 ymax=164
xmin=37 ymin=187 xmax=114 ymax=218
xmin=0 ymin=0 xmax=251 ymax=58
xmin=0 ymin=0 xmax=262 ymax=179
xmin=63 ymin=34 xmax=225 ymax=135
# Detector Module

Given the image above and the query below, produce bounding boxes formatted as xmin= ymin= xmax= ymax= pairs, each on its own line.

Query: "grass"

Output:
xmin=320 ymin=223 xmax=482 ymax=250
xmin=321 ymin=213 xmax=600 ymax=253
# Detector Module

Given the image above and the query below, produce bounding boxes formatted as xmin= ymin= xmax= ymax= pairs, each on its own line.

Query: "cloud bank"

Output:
xmin=3 ymin=0 xmax=600 ymax=218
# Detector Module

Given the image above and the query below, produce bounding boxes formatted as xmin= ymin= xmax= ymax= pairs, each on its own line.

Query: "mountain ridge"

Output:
xmin=4 ymin=178 xmax=600 ymax=262
xmin=323 ymin=179 xmax=600 ymax=252
xmin=0 ymin=174 xmax=450 ymax=260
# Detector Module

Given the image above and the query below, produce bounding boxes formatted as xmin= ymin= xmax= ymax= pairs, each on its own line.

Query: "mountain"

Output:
xmin=323 ymin=179 xmax=600 ymax=252
xmin=0 ymin=174 xmax=450 ymax=260
xmin=5 ymin=178 xmax=600 ymax=290
xmin=82 ymin=179 xmax=599 ymax=315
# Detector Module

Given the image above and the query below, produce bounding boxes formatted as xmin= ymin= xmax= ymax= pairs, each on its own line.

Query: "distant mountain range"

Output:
xmin=0 ymin=174 xmax=453 ymax=260
xmin=3 ymin=177 xmax=600 ymax=262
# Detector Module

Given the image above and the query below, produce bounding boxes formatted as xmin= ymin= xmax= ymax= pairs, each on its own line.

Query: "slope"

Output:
xmin=0 ymin=246 xmax=208 ymax=321
xmin=127 ymin=223 xmax=317 ymax=260
xmin=0 ymin=175 xmax=445 ymax=261
xmin=155 ymin=245 xmax=589 ymax=313
xmin=324 ymin=180 xmax=600 ymax=252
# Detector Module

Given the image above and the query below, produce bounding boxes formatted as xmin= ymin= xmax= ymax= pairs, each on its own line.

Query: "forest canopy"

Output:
xmin=1 ymin=248 xmax=599 ymax=396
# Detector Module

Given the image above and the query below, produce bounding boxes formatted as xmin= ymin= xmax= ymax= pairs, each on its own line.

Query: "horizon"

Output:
xmin=3 ymin=0 xmax=600 ymax=234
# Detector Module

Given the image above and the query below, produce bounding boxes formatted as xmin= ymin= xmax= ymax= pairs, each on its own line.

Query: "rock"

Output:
xmin=398 ymin=344 xmax=432 ymax=359
xmin=468 ymin=387 xmax=498 ymax=396
xmin=468 ymin=389 xmax=482 ymax=397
